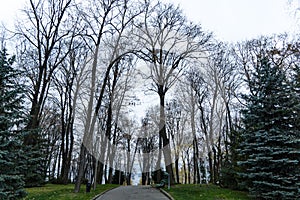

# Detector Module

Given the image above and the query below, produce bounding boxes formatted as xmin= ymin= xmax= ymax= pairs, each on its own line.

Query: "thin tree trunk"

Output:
xmin=182 ymin=154 xmax=187 ymax=184
xmin=97 ymin=129 xmax=108 ymax=184
xmin=126 ymin=137 xmax=131 ymax=185
xmin=187 ymin=157 xmax=191 ymax=184
xmin=155 ymin=136 xmax=162 ymax=182
xmin=57 ymin=147 xmax=62 ymax=178
xmin=74 ymin=144 xmax=87 ymax=192
xmin=213 ymin=147 xmax=217 ymax=184
xmin=74 ymin=40 xmax=100 ymax=192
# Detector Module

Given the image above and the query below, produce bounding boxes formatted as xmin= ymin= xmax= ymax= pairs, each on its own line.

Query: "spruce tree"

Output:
xmin=238 ymin=57 xmax=300 ymax=199
xmin=23 ymin=140 xmax=46 ymax=187
xmin=0 ymin=48 xmax=27 ymax=199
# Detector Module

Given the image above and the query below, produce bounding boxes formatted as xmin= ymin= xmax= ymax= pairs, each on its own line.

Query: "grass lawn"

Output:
xmin=23 ymin=184 xmax=119 ymax=200
xmin=163 ymin=184 xmax=250 ymax=200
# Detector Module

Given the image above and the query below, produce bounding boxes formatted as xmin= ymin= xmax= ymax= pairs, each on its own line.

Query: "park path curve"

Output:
xmin=95 ymin=185 xmax=170 ymax=200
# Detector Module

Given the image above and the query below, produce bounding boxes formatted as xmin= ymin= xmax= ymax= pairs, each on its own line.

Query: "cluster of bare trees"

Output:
xmin=5 ymin=0 xmax=298 ymax=192
xmin=168 ymin=34 xmax=299 ymax=186
xmin=169 ymin=42 xmax=242 ymax=184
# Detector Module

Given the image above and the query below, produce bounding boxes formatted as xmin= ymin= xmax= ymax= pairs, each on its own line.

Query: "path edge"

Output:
xmin=91 ymin=186 xmax=120 ymax=200
xmin=158 ymin=188 xmax=175 ymax=200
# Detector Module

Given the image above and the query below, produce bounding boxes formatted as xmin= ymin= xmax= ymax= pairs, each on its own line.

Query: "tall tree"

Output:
xmin=136 ymin=1 xmax=212 ymax=184
xmin=52 ymin=48 xmax=78 ymax=184
xmin=238 ymin=49 xmax=300 ymax=199
xmin=16 ymin=0 xmax=75 ymax=186
xmin=74 ymin=0 xmax=141 ymax=191
xmin=0 ymin=48 xmax=27 ymax=199
xmin=17 ymin=0 xmax=73 ymax=139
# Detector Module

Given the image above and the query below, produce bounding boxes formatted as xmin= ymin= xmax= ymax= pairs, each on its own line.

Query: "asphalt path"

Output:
xmin=95 ymin=185 xmax=170 ymax=200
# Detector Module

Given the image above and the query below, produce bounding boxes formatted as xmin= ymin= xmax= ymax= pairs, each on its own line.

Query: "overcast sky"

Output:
xmin=0 ymin=0 xmax=298 ymax=42
xmin=166 ymin=0 xmax=298 ymax=42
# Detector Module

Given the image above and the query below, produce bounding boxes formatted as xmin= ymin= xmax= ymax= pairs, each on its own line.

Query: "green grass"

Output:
xmin=23 ymin=184 xmax=119 ymax=200
xmin=163 ymin=184 xmax=251 ymax=200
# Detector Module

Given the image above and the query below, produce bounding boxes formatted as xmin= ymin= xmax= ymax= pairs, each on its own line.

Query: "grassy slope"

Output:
xmin=23 ymin=184 xmax=119 ymax=200
xmin=164 ymin=184 xmax=250 ymax=200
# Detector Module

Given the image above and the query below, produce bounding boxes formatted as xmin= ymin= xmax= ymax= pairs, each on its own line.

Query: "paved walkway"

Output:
xmin=95 ymin=185 xmax=170 ymax=200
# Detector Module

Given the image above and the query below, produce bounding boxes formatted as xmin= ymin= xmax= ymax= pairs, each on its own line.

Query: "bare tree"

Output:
xmin=14 ymin=0 xmax=76 ymax=186
xmin=165 ymin=99 xmax=188 ymax=184
xmin=16 ymin=0 xmax=74 ymax=141
xmin=74 ymin=0 xmax=142 ymax=192
xmin=135 ymin=1 xmax=212 ymax=184
xmin=39 ymin=104 xmax=61 ymax=180
xmin=50 ymin=40 xmax=91 ymax=184
xmin=138 ymin=106 xmax=161 ymax=184
xmin=182 ymin=43 xmax=234 ymax=184
xmin=138 ymin=117 xmax=155 ymax=185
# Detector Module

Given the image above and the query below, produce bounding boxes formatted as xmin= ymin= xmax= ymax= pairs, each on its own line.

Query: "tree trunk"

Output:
xmin=182 ymin=154 xmax=187 ymax=184
xmin=158 ymin=91 xmax=175 ymax=185
xmin=126 ymin=173 xmax=131 ymax=185
xmin=142 ymin=172 xmax=147 ymax=185
xmin=155 ymin=136 xmax=162 ymax=182
xmin=61 ymin=94 xmax=75 ymax=184
xmin=213 ymin=147 xmax=217 ymax=184
xmin=126 ymin=138 xmax=131 ymax=185
xmin=97 ymin=161 xmax=104 ymax=184
xmin=175 ymin=159 xmax=180 ymax=184
xmin=187 ymin=157 xmax=191 ymax=184
xmin=104 ymin=164 xmax=108 ymax=184
xmin=74 ymin=144 xmax=87 ymax=192
xmin=208 ymin=151 xmax=214 ymax=183
xmin=74 ymin=40 xmax=100 ymax=192
xmin=97 ymin=131 xmax=108 ymax=184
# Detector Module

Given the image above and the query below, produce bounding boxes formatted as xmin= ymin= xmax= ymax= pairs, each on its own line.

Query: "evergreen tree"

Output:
xmin=22 ymin=140 xmax=47 ymax=187
xmin=0 ymin=48 xmax=27 ymax=199
xmin=238 ymin=57 xmax=300 ymax=199
xmin=220 ymin=129 xmax=243 ymax=189
xmin=291 ymin=65 xmax=300 ymax=128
